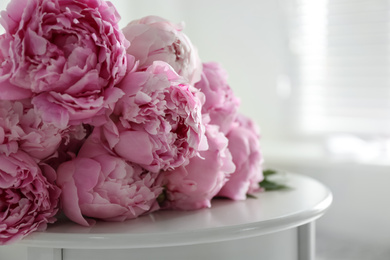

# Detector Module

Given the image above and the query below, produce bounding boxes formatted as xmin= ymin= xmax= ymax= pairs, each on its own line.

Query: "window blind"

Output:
xmin=288 ymin=0 xmax=390 ymax=136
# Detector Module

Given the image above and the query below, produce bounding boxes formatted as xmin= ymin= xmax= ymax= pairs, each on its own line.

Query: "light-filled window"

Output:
xmin=288 ymin=0 xmax=390 ymax=137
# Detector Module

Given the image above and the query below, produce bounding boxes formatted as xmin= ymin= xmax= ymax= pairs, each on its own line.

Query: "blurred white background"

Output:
xmin=1 ymin=0 xmax=390 ymax=259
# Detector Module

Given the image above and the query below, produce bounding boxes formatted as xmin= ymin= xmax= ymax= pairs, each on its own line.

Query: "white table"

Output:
xmin=0 ymin=172 xmax=332 ymax=260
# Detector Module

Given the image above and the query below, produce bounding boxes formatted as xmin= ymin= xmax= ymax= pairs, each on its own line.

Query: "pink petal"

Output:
xmin=0 ymin=80 xmax=32 ymax=100
xmin=57 ymin=161 xmax=91 ymax=227
xmin=26 ymin=28 xmax=47 ymax=56
xmin=114 ymin=131 xmax=154 ymax=165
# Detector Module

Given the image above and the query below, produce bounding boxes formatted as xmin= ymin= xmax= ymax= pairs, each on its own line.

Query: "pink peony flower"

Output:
xmin=0 ymin=151 xmax=61 ymax=245
xmin=162 ymin=123 xmax=235 ymax=210
xmin=195 ymin=62 xmax=240 ymax=134
xmin=0 ymin=0 xmax=129 ymax=128
xmin=18 ymin=105 xmax=64 ymax=160
xmin=42 ymin=123 xmax=88 ymax=170
xmin=218 ymin=114 xmax=264 ymax=200
xmin=0 ymin=100 xmax=64 ymax=160
xmin=123 ymin=15 xmax=202 ymax=85
xmin=0 ymin=100 xmax=24 ymax=156
xmin=56 ymin=140 xmax=163 ymax=226
xmin=104 ymin=61 xmax=207 ymax=172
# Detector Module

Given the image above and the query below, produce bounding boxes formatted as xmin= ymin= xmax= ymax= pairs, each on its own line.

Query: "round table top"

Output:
xmin=18 ymin=172 xmax=332 ymax=249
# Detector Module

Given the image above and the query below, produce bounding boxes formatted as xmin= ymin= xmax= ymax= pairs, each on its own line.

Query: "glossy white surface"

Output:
xmin=17 ymin=173 xmax=332 ymax=249
xmin=63 ymin=229 xmax=298 ymax=260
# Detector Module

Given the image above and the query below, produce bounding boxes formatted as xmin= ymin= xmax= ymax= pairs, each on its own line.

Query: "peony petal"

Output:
xmin=26 ymin=28 xmax=47 ymax=56
xmin=0 ymin=80 xmax=32 ymax=100
xmin=80 ymin=203 xmax=127 ymax=219
xmin=73 ymin=159 xmax=101 ymax=192
xmin=114 ymin=131 xmax=154 ymax=165
xmin=57 ymin=160 xmax=93 ymax=227
xmin=32 ymin=94 xmax=69 ymax=129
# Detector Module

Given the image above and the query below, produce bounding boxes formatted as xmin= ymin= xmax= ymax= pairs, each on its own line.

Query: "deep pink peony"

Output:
xmin=123 ymin=16 xmax=202 ymax=85
xmin=0 ymin=151 xmax=61 ymax=245
xmin=0 ymin=100 xmax=64 ymax=160
xmin=162 ymin=123 xmax=235 ymax=210
xmin=0 ymin=0 xmax=129 ymax=128
xmin=195 ymin=62 xmax=240 ymax=134
xmin=218 ymin=114 xmax=264 ymax=200
xmin=56 ymin=139 xmax=163 ymax=226
xmin=104 ymin=61 xmax=207 ymax=172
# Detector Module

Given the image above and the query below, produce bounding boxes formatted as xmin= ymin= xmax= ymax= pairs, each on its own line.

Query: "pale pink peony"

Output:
xmin=218 ymin=114 xmax=264 ymax=200
xmin=123 ymin=16 xmax=202 ymax=85
xmin=195 ymin=62 xmax=240 ymax=134
xmin=0 ymin=151 xmax=61 ymax=245
xmin=0 ymin=100 xmax=64 ymax=160
xmin=56 ymin=140 xmax=163 ymax=226
xmin=162 ymin=123 xmax=235 ymax=210
xmin=104 ymin=61 xmax=207 ymax=172
xmin=0 ymin=0 xmax=129 ymax=128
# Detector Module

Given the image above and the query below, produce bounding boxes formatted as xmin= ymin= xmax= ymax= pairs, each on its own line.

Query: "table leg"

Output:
xmin=298 ymin=221 xmax=315 ymax=260
xmin=27 ymin=247 xmax=62 ymax=260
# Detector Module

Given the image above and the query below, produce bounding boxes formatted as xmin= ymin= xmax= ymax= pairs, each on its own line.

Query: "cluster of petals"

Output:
xmin=106 ymin=61 xmax=207 ymax=172
xmin=0 ymin=151 xmax=61 ymax=245
xmin=194 ymin=62 xmax=240 ymax=134
xmin=0 ymin=0 xmax=129 ymax=128
xmin=123 ymin=15 xmax=202 ymax=85
xmin=0 ymin=99 xmax=63 ymax=160
xmin=217 ymin=114 xmax=264 ymax=200
xmin=0 ymin=0 xmax=265 ymax=245
xmin=162 ymin=123 xmax=235 ymax=210
xmin=56 ymin=134 xmax=162 ymax=226
xmin=161 ymin=83 xmax=264 ymax=206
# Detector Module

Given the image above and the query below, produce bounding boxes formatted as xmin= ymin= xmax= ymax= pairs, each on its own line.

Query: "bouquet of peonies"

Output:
xmin=0 ymin=0 xmax=264 ymax=245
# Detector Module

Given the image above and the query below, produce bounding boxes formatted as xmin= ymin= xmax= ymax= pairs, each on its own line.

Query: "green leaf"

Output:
xmin=258 ymin=169 xmax=290 ymax=191
xmin=259 ymin=179 xmax=289 ymax=191
xmin=263 ymin=169 xmax=278 ymax=177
